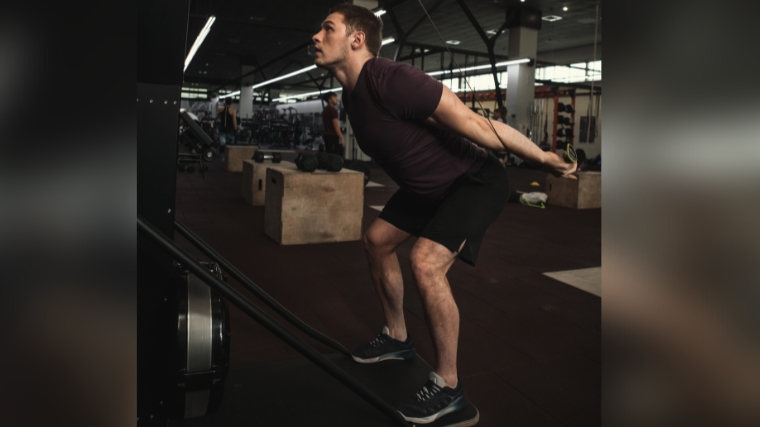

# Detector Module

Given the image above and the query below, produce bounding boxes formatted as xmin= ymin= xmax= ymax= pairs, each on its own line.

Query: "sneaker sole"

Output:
xmin=398 ymin=395 xmax=467 ymax=424
xmin=351 ymin=350 xmax=415 ymax=364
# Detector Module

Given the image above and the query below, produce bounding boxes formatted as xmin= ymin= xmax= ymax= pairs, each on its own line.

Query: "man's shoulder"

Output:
xmin=365 ymin=57 xmax=415 ymax=77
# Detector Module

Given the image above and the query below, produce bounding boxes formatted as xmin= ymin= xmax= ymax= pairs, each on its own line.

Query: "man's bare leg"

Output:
xmin=410 ymin=237 xmax=463 ymax=389
xmin=363 ymin=218 xmax=412 ymax=341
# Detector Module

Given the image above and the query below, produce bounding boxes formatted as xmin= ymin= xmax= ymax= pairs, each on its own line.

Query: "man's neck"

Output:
xmin=332 ymin=53 xmax=374 ymax=92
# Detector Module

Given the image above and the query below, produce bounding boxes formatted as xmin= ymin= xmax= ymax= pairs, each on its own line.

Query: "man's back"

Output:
xmin=342 ymin=57 xmax=487 ymax=200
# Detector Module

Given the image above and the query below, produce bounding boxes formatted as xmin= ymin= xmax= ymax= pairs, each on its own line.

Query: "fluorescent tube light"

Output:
xmin=251 ymin=65 xmax=318 ymax=89
xmin=184 ymin=16 xmax=216 ymax=72
xmin=374 ymin=9 xmax=386 ymax=17
xmin=426 ymin=58 xmax=531 ymax=76
xmin=542 ymin=15 xmax=562 ymax=22
xmin=446 ymin=40 xmax=460 ymax=45
xmin=382 ymin=37 xmax=395 ymax=45
xmin=219 ymin=91 xmax=240 ymax=99
xmin=273 ymin=88 xmax=343 ymax=102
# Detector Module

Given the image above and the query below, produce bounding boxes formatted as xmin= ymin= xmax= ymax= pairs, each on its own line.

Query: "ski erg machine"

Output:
xmin=137 ymin=1 xmax=479 ymax=426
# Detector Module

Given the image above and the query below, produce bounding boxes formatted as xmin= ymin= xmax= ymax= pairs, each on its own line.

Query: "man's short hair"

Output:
xmin=322 ymin=91 xmax=337 ymax=102
xmin=328 ymin=3 xmax=383 ymax=57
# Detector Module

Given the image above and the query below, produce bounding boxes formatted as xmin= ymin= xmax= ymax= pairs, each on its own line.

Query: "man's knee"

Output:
xmin=410 ymin=248 xmax=441 ymax=285
xmin=363 ymin=228 xmax=391 ymax=255
xmin=364 ymin=221 xmax=408 ymax=256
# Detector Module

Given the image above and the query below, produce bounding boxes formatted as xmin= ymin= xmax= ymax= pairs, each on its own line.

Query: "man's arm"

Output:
xmin=231 ymin=109 xmax=238 ymax=131
xmin=331 ymin=117 xmax=344 ymax=146
xmin=425 ymin=85 xmax=576 ymax=179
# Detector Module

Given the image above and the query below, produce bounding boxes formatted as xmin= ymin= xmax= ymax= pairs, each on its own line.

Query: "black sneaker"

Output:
xmin=351 ymin=326 xmax=416 ymax=363
xmin=394 ymin=372 xmax=468 ymax=424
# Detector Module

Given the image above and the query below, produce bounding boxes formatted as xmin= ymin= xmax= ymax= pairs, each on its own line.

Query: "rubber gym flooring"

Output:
xmin=172 ymin=152 xmax=601 ymax=427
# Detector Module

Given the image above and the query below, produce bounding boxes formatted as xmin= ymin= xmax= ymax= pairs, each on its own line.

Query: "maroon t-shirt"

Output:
xmin=342 ymin=57 xmax=487 ymax=200
xmin=322 ymin=105 xmax=339 ymax=136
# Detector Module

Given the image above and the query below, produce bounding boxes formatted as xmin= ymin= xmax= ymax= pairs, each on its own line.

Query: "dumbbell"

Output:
xmin=200 ymin=164 xmax=209 ymax=172
xmin=557 ymin=102 xmax=566 ymax=112
xmin=557 ymin=129 xmax=565 ymax=137
xmin=186 ymin=165 xmax=196 ymax=173
xmin=315 ymin=152 xmax=343 ymax=172
xmin=253 ymin=151 xmax=282 ymax=163
xmin=295 ymin=152 xmax=318 ymax=172
xmin=564 ymin=104 xmax=575 ymax=114
xmin=178 ymin=164 xmax=187 ymax=172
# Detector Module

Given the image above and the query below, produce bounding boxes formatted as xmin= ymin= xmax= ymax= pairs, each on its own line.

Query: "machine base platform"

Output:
xmin=169 ymin=352 xmax=479 ymax=427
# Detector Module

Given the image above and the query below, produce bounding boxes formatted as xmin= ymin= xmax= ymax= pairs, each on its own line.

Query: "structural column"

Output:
xmin=505 ymin=26 xmax=537 ymax=135
xmin=240 ymin=65 xmax=255 ymax=119
xmin=210 ymin=93 xmax=219 ymax=115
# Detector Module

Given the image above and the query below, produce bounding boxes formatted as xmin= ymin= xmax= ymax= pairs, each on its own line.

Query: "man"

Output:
xmin=321 ymin=91 xmax=345 ymax=156
xmin=313 ymin=4 xmax=576 ymax=424
xmin=217 ymin=97 xmax=237 ymax=160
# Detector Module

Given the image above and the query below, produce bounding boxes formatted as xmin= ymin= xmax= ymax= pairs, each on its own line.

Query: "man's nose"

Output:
xmin=312 ymin=30 xmax=322 ymax=44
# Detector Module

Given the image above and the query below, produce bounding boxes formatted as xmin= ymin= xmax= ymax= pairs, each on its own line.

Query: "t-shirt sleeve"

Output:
xmin=325 ymin=106 xmax=338 ymax=121
xmin=378 ymin=64 xmax=443 ymax=121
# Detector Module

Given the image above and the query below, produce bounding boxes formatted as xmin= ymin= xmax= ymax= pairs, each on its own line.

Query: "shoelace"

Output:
xmin=415 ymin=382 xmax=442 ymax=402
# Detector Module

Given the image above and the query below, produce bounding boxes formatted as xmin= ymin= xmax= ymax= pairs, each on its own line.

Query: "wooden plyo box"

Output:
xmin=265 ymin=167 xmax=364 ymax=245
xmin=546 ymin=171 xmax=601 ymax=209
xmin=225 ymin=146 xmax=258 ymax=172
xmin=241 ymin=160 xmax=297 ymax=206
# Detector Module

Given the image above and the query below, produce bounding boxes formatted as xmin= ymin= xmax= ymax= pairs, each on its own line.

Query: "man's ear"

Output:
xmin=351 ymin=31 xmax=366 ymax=50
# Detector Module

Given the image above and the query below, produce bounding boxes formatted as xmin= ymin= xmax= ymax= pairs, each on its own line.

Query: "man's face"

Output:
xmin=328 ymin=95 xmax=338 ymax=106
xmin=313 ymin=13 xmax=351 ymax=70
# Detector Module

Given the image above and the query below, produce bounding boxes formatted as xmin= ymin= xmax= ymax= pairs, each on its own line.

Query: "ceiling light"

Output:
xmin=486 ymin=29 xmax=498 ymax=35
xmin=219 ymin=91 xmax=239 ymax=99
xmin=184 ymin=16 xmax=216 ymax=72
xmin=563 ymin=6 xmax=568 ymax=11
xmin=374 ymin=9 xmax=386 ymax=17
xmin=382 ymin=37 xmax=395 ymax=45
xmin=446 ymin=40 xmax=460 ymax=45
xmin=426 ymin=58 xmax=531 ymax=76
xmin=251 ymin=65 xmax=318 ymax=90
xmin=273 ymin=87 xmax=343 ymax=102
xmin=542 ymin=15 xmax=562 ymax=22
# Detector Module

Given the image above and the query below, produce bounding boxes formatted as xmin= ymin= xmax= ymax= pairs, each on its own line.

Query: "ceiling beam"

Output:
xmin=403 ymin=42 xmax=511 ymax=61
xmin=392 ymin=0 xmax=446 ymax=61
xmin=455 ymin=0 xmax=504 ymax=108
xmin=205 ymin=16 xmax=317 ymax=34
xmin=209 ymin=40 xmax=312 ymax=93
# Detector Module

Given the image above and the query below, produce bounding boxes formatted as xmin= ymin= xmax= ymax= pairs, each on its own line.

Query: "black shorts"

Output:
xmin=378 ymin=153 xmax=510 ymax=266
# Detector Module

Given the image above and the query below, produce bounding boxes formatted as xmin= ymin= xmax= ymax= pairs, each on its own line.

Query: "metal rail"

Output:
xmin=138 ymin=216 xmax=410 ymax=427
xmin=174 ymin=219 xmax=350 ymax=356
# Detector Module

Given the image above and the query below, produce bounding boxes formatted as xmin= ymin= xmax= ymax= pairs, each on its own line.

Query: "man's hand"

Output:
xmin=542 ymin=151 xmax=578 ymax=180
xmin=340 ymin=138 xmax=345 ymax=147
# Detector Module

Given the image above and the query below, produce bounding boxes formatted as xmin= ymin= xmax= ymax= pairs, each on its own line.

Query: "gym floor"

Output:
xmin=174 ymin=154 xmax=601 ymax=427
